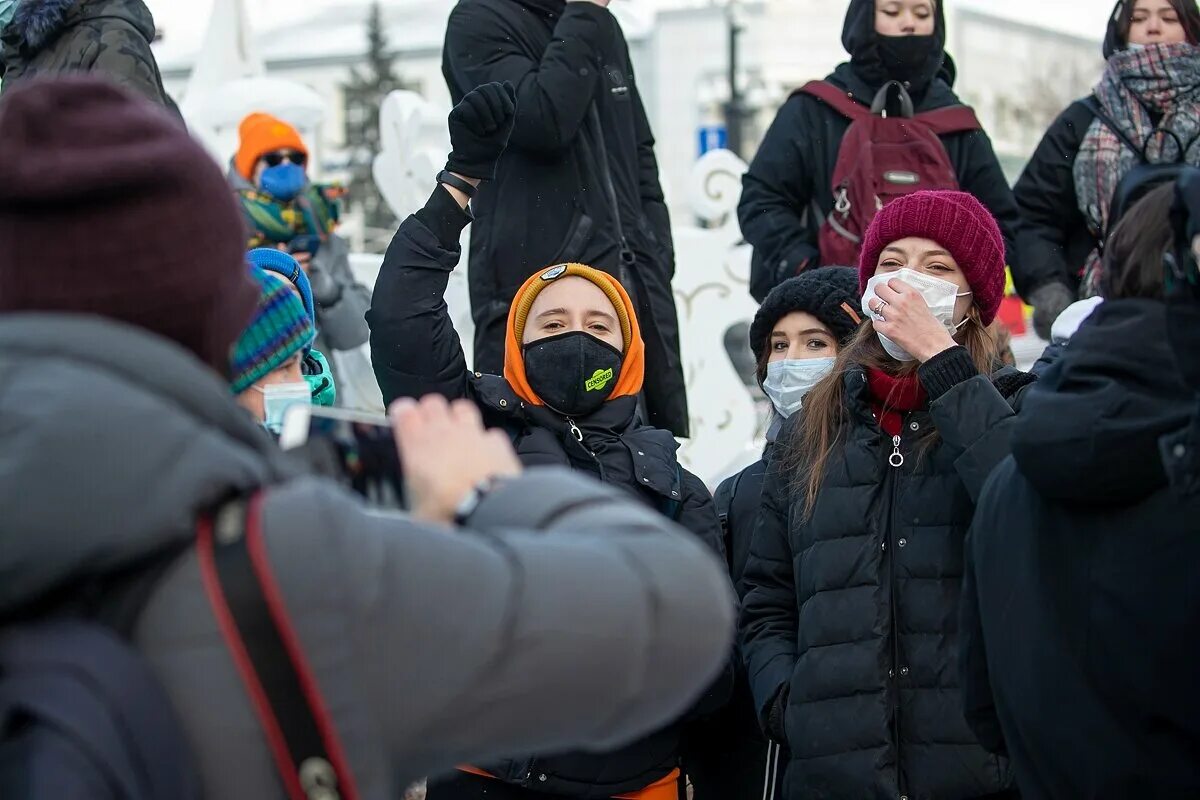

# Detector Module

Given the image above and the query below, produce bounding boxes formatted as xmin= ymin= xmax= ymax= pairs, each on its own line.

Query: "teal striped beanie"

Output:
xmin=230 ymin=265 xmax=315 ymax=395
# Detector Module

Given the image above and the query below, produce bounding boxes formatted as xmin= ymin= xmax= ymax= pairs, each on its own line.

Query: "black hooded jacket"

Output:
xmin=367 ymin=188 xmax=731 ymax=797
xmin=441 ymin=0 xmax=689 ymax=438
xmin=961 ymin=300 xmax=1200 ymax=800
xmin=738 ymin=0 xmax=1019 ymax=302
xmin=739 ymin=347 xmax=1030 ymax=799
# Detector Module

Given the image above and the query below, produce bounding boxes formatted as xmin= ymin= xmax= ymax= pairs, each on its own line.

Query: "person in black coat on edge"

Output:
xmin=366 ymin=82 xmax=731 ymax=800
xmin=741 ymin=190 xmax=1031 ymax=800
xmin=441 ymin=0 xmax=688 ymax=438
xmin=1012 ymin=0 xmax=1200 ymax=338
xmin=738 ymin=0 xmax=1019 ymax=303
xmin=686 ymin=267 xmax=862 ymax=800
xmin=961 ymin=181 xmax=1200 ymax=800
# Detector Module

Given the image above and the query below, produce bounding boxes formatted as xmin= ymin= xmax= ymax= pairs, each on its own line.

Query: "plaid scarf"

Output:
xmin=1074 ymin=42 xmax=1200 ymax=297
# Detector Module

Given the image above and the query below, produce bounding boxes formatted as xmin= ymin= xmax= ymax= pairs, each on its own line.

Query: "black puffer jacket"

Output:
xmin=961 ymin=300 xmax=1200 ymax=799
xmin=738 ymin=0 xmax=1019 ymax=302
xmin=368 ymin=188 xmax=730 ymax=797
xmin=442 ymin=0 xmax=688 ymax=437
xmin=740 ymin=350 xmax=1029 ymax=799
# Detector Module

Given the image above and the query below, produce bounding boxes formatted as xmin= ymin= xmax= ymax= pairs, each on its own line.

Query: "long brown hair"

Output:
xmin=1102 ymin=181 xmax=1175 ymax=300
xmin=1115 ymin=0 xmax=1200 ymax=46
xmin=784 ymin=308 xmax=999 ymax=517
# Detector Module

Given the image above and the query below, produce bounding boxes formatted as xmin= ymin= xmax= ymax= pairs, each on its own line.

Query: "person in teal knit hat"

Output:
xmin=232 ymin=265 xmax=316 ymax=432
xmin=248 ymin=246 xmax=337 ymax=407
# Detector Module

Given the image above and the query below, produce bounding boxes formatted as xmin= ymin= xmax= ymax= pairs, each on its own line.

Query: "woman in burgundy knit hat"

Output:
xmin=739 ymin=190 xmax=1033 ymax=800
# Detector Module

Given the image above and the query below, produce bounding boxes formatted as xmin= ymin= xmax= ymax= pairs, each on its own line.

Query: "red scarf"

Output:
xmin=865 ymin=368 xmax=928 ymax=436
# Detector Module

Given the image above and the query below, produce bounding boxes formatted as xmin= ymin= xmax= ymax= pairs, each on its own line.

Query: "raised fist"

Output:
xmin=445 ymin=81 xmax=517 ymax=181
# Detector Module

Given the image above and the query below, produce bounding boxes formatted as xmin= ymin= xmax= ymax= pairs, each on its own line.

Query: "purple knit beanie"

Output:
xmin=857 ymin=191 xmax=1007 ymax=325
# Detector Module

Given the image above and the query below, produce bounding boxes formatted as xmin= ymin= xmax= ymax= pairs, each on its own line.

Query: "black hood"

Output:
xmin=1012 ymin=300 xmax=1194 ymax=506
xmin=840 ymin=0 xmax=947 ymax=94
xmin=1103 ymin=0 xmax=1125 ymax=59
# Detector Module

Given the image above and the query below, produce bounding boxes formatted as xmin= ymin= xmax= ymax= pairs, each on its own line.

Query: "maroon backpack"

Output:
xmin=800 ymin=80 xmax=982 ymax=266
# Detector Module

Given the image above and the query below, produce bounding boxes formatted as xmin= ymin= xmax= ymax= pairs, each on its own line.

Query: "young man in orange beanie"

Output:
xmin=231 ymin=111 xmax=374 ymax=397
xmin=368 ymin=82 xmax=732 ymax=800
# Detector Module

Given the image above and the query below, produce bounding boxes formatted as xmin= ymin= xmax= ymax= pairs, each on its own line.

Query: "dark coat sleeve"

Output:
xmin=443 ymin=1 xmax=613 ymax=154
xmin=366 ymin=189 xmax=474 ymax=405
xmin=959 ymin=506 xmax=1007 ymax=755
xmin=1011 ymin=101 xmax=1095 ymax=298
xmin=738 ymin=456 xmax=798 ymax=728
xmin=632 ymin=77 xmax=674 ymax=276
xmin=954 ymin=128 xmax=1021 ymax=277
xmin=924 ymin=361 xmax=1021 ymax=503
xmin=677 ymin=468 xmax=736 ymax=717
xmin=738 ymin=95 xmax=823 ymax=302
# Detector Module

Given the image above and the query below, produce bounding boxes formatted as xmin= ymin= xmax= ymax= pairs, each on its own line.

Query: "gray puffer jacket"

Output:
xmin=0 ymin=314 xmax=736 ymax=799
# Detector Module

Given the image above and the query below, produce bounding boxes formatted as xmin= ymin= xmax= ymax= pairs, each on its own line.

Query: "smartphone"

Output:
xmin=279 ymin=405 xmax=405 ymax=508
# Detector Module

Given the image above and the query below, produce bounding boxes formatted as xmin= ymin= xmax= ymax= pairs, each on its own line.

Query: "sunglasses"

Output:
xmin=261 ymin=150 xmax=307 ymax=168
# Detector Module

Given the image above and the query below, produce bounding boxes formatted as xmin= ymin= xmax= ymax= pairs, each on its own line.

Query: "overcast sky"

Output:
xmin=145 ymin=0 xmax=1117 ymax=58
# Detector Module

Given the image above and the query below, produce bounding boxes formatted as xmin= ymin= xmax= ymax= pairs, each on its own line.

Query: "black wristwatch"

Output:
xmin=452 ymin=477 xmax=505 ymax=526
xmin=436 ymin=170 xmax=478 ymax=199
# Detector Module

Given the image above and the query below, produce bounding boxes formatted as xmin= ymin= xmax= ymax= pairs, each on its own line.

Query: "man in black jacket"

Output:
xmin=368 ymin=81 xmax=731 ymax=800
xmin=738 ymin=0 xmax=1019 ymax=303
xmin=442 ymin=0 xmax=688 ymax=437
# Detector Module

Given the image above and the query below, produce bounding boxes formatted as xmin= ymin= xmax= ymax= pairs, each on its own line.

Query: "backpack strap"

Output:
xmin=1082 ymin=95 xmax=1147 ymax=160
xmin=913 ymin=105 xmax=983 ymax=136
xmin=197 ymin=494 xmax=360 ymax=800
xmin=797 ymin=80 xmax=870 ymax=120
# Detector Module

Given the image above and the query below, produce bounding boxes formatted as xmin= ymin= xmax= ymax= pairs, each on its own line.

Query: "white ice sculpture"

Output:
xmin=673 ymin=150 xmax=763 ymax=485
xmin=365 ymin=93 xmax=764 ymax=485
xmin=178 ymin=0 xmax=325 ymax=166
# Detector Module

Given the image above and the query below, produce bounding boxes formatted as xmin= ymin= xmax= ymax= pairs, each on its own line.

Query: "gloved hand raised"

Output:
xmin=445 ymin=81 xmax=517 ymax=181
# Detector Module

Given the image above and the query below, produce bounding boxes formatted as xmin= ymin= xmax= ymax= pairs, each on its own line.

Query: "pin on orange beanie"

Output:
xmin=234 ymin=112 xmax=308 ymax=180
xmin=503 ymin=264 xmax=646 ymax=406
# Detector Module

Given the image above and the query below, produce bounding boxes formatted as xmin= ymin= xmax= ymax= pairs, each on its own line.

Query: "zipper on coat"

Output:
xmin=887 ymin=421 xmax=908 ymax=799
xmin=565 ymin=417 xmax=606 ymax=480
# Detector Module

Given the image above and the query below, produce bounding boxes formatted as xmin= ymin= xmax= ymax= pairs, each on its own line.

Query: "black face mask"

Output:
xmin=874 ymin=34 xmax=943 ymax=91
xmin=523 ymin=331 xmax=624 ymax=418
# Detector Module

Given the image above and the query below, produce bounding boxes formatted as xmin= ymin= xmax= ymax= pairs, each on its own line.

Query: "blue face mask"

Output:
xmin=259 ymin=163 xmax=307 ymax=201
xmin=0 ymin=0 xmax=17 ymax=32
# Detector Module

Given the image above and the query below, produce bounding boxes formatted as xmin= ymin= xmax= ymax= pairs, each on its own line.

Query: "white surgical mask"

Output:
xmin=762 ymin=357 xmax=836 ymax=418
xmin=255 ymin=381 xmax=312 ymax=433
xmin=861 ymin=268 xmax=972 ymax=361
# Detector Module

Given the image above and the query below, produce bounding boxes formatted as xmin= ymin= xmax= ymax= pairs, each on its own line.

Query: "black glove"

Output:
xmin=1029 ymin=282 xmax=1075 ymax=341
xmin=445 ymin=81 xmax=517 ymax=181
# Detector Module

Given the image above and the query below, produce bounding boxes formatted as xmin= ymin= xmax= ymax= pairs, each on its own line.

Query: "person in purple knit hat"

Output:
xmin=739 ymin=190 xmax=1034 ymax=800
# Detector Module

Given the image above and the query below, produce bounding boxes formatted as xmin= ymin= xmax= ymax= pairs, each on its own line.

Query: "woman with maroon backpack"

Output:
xmin=1013 ymin=0 xmax=1200 ymax=338
xmin=738 ymin=0 xmax=1020 ymax=304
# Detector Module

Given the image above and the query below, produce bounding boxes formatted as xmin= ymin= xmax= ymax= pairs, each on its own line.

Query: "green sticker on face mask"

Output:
xmin=585 ymin=367 xmax=614 ymax=392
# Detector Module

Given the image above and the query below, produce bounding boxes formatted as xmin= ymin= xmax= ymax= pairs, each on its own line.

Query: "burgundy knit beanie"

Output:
xmin=0 ymin=77 xmax=257 ymax=375
xmin=857 ymin=191 xmax=1007 ymax=325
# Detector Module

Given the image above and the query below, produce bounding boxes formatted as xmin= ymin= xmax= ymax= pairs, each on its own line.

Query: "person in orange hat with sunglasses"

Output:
xmin=368 ymin=81 xmax=732 ymax=800
xmin=231 ymin=111 xmax=374 ymax=396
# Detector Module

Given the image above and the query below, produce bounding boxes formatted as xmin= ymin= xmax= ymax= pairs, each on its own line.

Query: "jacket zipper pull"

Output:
xmin=567 ymin=419 xmax=584 ymax=443
xmin=889 ymin=435 xmax=904 ymax=468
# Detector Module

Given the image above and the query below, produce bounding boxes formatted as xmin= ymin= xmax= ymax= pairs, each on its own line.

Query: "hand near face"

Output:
xmin=869 ymin=279 xmax=957 ymax=363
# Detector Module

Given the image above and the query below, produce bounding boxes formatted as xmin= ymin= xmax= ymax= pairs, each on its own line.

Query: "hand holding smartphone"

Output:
xmin=279 ymin=397 xmax=524 ymax=522
xmin=280 ymin=406 xmax=405 ymax=508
